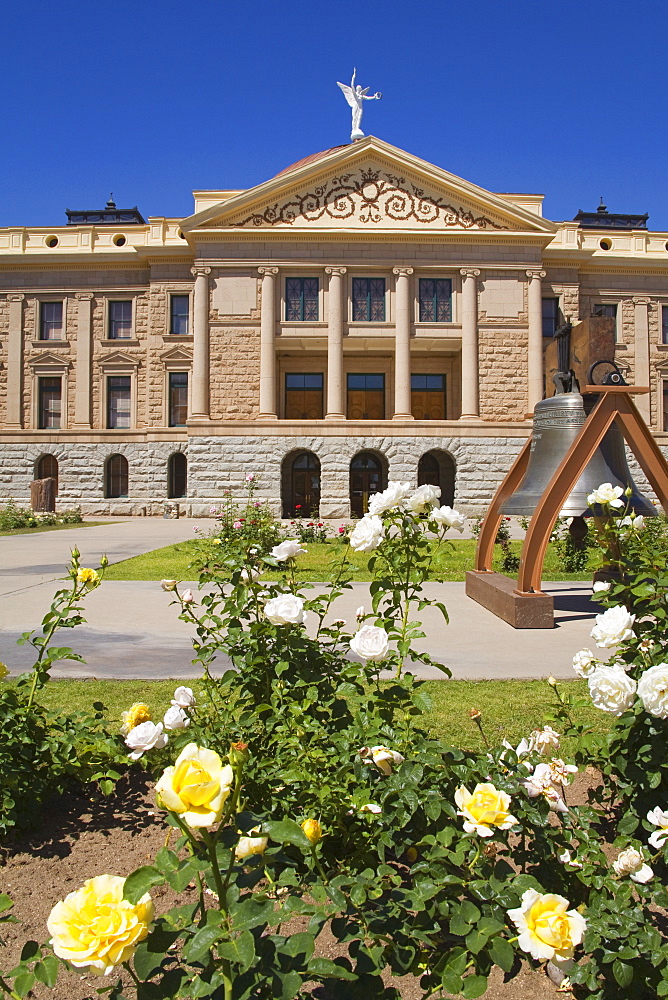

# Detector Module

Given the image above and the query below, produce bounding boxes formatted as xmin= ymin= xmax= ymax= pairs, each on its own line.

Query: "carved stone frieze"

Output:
xmin=222 ymin=167 xmax=507 ymax=231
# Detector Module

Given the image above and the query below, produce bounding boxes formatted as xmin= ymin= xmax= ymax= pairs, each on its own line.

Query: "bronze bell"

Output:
xmin=499 ymin=392 xmax=656 ymax=517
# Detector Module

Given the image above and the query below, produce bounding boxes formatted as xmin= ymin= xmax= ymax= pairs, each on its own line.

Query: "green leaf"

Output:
xmin=123 ymin=866 xmax=165 ymax=904
xmin=20 ymin=941 xmax=39 ymax=962
xmin=461 ymin=974 xmax=489 ymax=998
xmin=307 ymin=957 xmax=357 ymax=981
xmin=33 ymin=956 xmax=59 ymax=987
xmin=613 ymin=960 xmax=634 ymax=987
xmin=281 ymin=932 xmax=315 ymax=960
xmin=183 ymin=923 xmax=224 ymax=965
xmin=277 ymin=969 xmax=303 ymax=999
xmin=12 ymin=971 xmax=35 ymax=998
xmin=263 ymin=818 xmax=313 ymax=850
xmin=218 ymin=930 xmax=255 ymax=973
xmin=0 ymin=894 xmax=14 ymax=915
xmin=489 ymin=936 xmax=514 ymax=972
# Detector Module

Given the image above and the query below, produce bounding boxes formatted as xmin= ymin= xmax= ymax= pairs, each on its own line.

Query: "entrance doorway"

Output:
xmin=417 ymin=450 xmax=456 ymax=506
xmin=168 ymin=453 xmax=187 ymax=498
xmin=36 ymin=454 xmax=59 ymax=494
xmin=283 ymin=451 xmax=321 ymax=517
xmin=349 ymin=451 xmax=386 ymax=517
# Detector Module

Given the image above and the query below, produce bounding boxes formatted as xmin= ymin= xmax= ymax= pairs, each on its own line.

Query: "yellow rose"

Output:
xmin=120 ymin=703 xmax=151 ymax=735
xmin=508 ymin=888 xmax=586 ymax=963
xmin=77 ymin=567 xmax=99 ymax=588
xmin=155 ymin=743 xmax=234 ymax=828
xmin=235 ymin=835 xmax=268 ymax=859
xmin=301 ymin=818 xmax=322 ymax=844
xmin=47 ymin=874 xmax=153 ymax=976
xmin=0 ymin=662 xmax=8 ymax=680
xmin=454 ymin=782 xmax=518 ymax=837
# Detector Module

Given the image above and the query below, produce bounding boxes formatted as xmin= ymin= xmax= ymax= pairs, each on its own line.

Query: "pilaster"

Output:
xmin=325 ymin=266 xmax=346 ymax=419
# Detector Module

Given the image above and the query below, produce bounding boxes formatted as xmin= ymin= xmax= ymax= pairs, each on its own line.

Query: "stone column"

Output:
xmin=526 ymin=269 xmax=547 ymax=412
xmin=74 ymin=293 xmax=93 ymax=427
xmin=6 ymin=294 xmax=24 ymax=428
xmin=325 ymin=266 xmax=346 ymax=419
xmin=633 ymin=296 xmax=651 ymax=422
xmin=190 ymin=265 xmax=211 ymax=420
xmin=258 ymin=266 xmax=279 ymax=418
xmin=459 ymin=268 xmax=480 ymax=419
xmin=392 ymin=267 xmax=414 ymax=419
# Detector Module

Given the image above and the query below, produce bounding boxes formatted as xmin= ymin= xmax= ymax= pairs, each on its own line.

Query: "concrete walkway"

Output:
xmin=0 ymin=519 xmax=601 ymax=682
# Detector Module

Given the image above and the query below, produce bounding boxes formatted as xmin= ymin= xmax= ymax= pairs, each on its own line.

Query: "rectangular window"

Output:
xmin=285 ymin=372 xmax=324 ymax=419
xmin=107 ymin=376 xmax=131 ymax=428
xmin=411 ymin=373 xmax=446 ymax=419
xmin=38 ymin=376 xmax=62 ymax=429
xmin=108 ymin=300 xmax=133 ymax=339
xmin=285 ymin=278 xmax=319 ymax=322
xmin=40 ymin=301 xmax=63 ymax=341
xmin=170 ymin=295 xmax=189 ymax=335
xmin=419 ymin=278 xmax=452 ymax=323
xmin=168 ymin=372 xmax=188 ymax=426
xmin=346 ymin=373 xmax=385 ymax=419
xmin=542 ymin=298 xmax=559 ymax=337
xmin=352 ymin=278 xmax=386 ymax=322
xmin=662 ymin=305 xmax=668 ymax=345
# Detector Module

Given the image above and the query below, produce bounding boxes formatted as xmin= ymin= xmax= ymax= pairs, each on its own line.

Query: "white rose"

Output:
xmin=529 ymin=725 xmax=561 ymax=754
xmin=587 ymin=665 xmax=637 ymax=716
xmin=587 ymin=483 xmax=625 ymax=508
xmin=125 ymin=721 xmax=168 ymax=760
xmin=263 ymin=593 xmax=306 ymax=625
xmin=430 ymin=505 xmax=466 ymax=533
xmin=406 ymin=484 xmax=440 ymax=513
xmin=521 ymin=763 xmax=569 ymax=813
xmin=163 ymin=706 xmax=190 ymax=730
xmin=271 ymin=539 xmax=306 ymax=561
xmin=558 ymin=850 xmax=583 ymax=869
xmin=619 ymin=514 xmax=645 ymax=533
xmin=637 ymin=663 xmax=668 ymax=719
xmin=235 ymin=835 xmax=268 ymax=860
xmin=647 ymin=807 xmax=668 ymax=849
xmin=612 ymin=847 xmax=653 ymax=883
xmin=572 ymin=648 xmax=597 ymax=678
xmin=369 ymin=745 xmax=405 ymax=775
xmin=241 ymin=567 xmax=261 ymax=583
xmin=349 ymin=515 xmax=386 ymax=552
xmin=592 ymin=581 xmax=610 ymax=595
xmin=590 ymin=605 xmax=635 ymax=648
xmin=349 ymin=624 xmax=389 ymax=661
xmin=161 ymin=579 xmax=177 ymax=592
xmin=367 ymin=482 xmax=412 ymax=516
xmin=359 ymin=803 xmax=382 ymax=814
xmin=171 ymin=686 xmax=196 ymax=709
xmin=181 ymin=589 xmax=195 ymax=604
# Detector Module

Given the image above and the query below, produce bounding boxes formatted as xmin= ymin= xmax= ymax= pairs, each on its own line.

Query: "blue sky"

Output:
xmin=2 ymin=0 xmax=666 ymax=228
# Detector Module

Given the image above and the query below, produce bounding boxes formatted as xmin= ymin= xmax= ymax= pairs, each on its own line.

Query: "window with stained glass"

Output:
xmin=40 ymin=301 xmax=63 ymax=340
xmin=410 ymin=374 xmax=446 ymax=419
xmin=352 ymin=278 xmax=386 ymax=322
xmin=285 ymin=278 xmax=319 ymax=321
xmin=418 ymin=279 xmax=452 ymax=322
xmin=285 ymin=373 xmax=324 ymax=419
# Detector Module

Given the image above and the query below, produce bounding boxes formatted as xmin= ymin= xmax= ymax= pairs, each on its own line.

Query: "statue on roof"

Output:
xmin=337 ymin=68 xmax=382 ymax=141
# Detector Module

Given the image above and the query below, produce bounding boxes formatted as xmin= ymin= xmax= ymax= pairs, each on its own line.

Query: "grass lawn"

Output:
xmin=103 ymin=538 xmax=595 ymax=583
xmin=0 ymin=521 xmax=108 ymax=537
xmin=30 ymin=677 xmax=610 ymax=753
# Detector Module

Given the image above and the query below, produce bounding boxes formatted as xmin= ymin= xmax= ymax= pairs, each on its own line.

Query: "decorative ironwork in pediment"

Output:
xmin=221 ymin=167 xmax=508 ymax=231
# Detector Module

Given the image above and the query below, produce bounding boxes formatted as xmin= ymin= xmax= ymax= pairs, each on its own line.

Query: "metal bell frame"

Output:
xmin=468 ymin=385 xmax=668 ymax=625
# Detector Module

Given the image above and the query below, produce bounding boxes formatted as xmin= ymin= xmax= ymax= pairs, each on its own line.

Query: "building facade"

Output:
xmin=1 ymin=137 xmax=667 ymax=516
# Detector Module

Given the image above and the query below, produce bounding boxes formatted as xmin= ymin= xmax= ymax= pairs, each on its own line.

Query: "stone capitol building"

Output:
xmin=1 ymin=136 xmax=667 ymax=517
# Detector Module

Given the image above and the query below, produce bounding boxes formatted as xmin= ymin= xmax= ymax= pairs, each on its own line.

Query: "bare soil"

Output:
xmin=0 ymin=774 xmax=563 ymax=999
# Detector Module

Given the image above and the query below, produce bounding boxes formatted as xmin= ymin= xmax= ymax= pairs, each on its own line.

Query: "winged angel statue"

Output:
xmin=337 ymin=69 xmax=382 ymax=141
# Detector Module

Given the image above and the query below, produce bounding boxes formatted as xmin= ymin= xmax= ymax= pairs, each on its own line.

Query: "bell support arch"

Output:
xmin=468 ymin=386 xmax=668 ymax=626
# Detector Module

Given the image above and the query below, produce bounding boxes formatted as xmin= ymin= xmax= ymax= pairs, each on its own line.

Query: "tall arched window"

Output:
xmin=349 ymin=451 xmax=387 ymax=517
xmin=105 ymin=454 xmax=129 ymax=498
xmin=281 ymin=450 xmax=320 ymax=517
xmin=36 ymin=454 xmax=59 ymax=494
xmin=418 ymin=450 xmax=456 ymax=507
xmin=168 ymin=453 xmax=187 ymax=498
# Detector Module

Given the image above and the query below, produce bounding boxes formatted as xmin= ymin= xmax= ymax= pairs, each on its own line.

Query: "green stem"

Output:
xmin=0 ymin=975 xmax=22 ymax=1000
xmin=122 ymin=961 xmax=142 ymax=988
xmin=27 ymin=579 xmax=81 ymax=710
xmin=202 ymin=830 xmax=227 ymax=905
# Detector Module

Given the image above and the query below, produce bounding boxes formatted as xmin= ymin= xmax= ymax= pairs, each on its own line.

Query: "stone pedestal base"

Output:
xmin=465 ymin=570 xmax=554 ymax=629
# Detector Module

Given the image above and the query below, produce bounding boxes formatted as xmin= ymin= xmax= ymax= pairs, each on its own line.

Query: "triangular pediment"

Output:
xmin=28 ymin=351 xmax=70 ymax=367
xmin=97 ymin=351 xmax=139 ymax=368
xmin=182 ymin=137 xmax=557 ymax=237
xmin=160 ymin=345 xmax=193 ymax=362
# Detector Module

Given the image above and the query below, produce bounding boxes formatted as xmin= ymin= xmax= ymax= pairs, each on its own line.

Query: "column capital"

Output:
xmin=7 ymin=293 xmax=24 ymax=302
xmin=392 ymin=266 xmax=414 ymax=277
xmin=460 ymin=268 xmax=480 ymax=279
xmin=258 ymin=266 xmax=279 ymax=277
xmin=191 ymin=265 xmax=211 ymax=279
xmin=325 ymin=266 xmax=347 ymax=276
xmin=75 ymin=292 xmax=94 ymax=301
xmin=525 ymin=269 xmax=546 ymax=280
xmin=632 ymin=296 xmax=651 ymax=305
